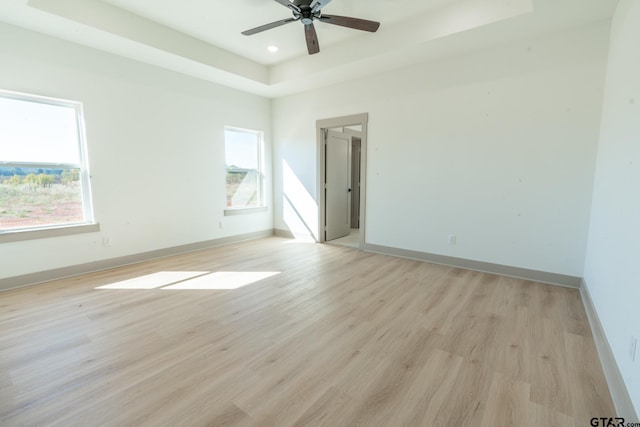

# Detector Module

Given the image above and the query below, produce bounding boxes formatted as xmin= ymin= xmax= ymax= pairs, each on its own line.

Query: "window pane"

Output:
xmin=224 ymin=130 xmax=258 ymax=170
xmin=0 ymin=91 xmax=93 ymax=233
xmin=0 ymin=167 xmax=84 ymax=230
xmin=226 ymin=169 xmax=258 ymax=208
xmin=224 ymin=128 xmax=263 ymax=209
xmin=0 ymin=97 xmax=81 ymax=164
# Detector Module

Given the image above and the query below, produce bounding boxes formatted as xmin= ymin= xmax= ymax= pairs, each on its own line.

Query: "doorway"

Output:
xmin=316 ymin=113 xmax=368 ymax=248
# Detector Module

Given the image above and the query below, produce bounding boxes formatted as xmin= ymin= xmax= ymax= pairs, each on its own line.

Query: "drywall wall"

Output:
xmin=0 ymin=23 xmax=272 ymax=280
xmin=273 ymin=21 xmax=609 ymax=277
xmin=584 ymin=0 xmax=640 ymax=417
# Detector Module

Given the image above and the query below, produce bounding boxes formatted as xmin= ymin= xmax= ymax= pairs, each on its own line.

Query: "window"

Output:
xmin=0 ymin=90 xmax=95 ymax=234
xmin=224 ymin=127 xmax=265 ymax=211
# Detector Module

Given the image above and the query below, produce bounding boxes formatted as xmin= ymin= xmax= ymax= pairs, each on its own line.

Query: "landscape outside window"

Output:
xmin=224 ymin=127 xmax=264 ymax=209
xmin=0 ymin=91 xmax=93 ymax=232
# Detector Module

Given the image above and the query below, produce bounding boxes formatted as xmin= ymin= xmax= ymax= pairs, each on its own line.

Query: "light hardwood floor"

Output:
xmin=0 ymin=237 xmax=615 ymax=426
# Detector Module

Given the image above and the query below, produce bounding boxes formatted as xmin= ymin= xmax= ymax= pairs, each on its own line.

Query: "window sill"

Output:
xmin=224 ymin=206 xmax=268 ymax=216
xmin=0 ymin=223 xmax=100 ymax=243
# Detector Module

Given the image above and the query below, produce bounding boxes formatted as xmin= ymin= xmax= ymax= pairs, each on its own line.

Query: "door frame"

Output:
xmin=316 ymin=113 xmax=368 ymax=248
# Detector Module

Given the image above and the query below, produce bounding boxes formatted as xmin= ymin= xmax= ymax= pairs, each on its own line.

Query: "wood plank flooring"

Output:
xmin=0 ymin=237 xmax=615 ymax=426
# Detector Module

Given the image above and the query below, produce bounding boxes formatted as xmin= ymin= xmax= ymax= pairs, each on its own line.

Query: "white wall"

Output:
xmin=0 ymin=23 xmax=273 ymax=280
xmin=273 ymin=22 xmax=609 ymax=277
xmin=584 ymin=0 xmax=640 ymax=416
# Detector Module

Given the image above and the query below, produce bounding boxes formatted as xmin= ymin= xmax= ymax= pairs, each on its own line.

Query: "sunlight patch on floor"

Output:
xmin=161 ymin=271 xmax=280 ymax=290
xmin=96 ymin=271 xmax=209 ymax=290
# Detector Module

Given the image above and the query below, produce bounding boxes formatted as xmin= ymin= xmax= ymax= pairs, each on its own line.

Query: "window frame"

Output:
xmin=223 ymin=126 xmax=266 ymax=215
xmin=0 ymin=89 xmax=98 ymax=241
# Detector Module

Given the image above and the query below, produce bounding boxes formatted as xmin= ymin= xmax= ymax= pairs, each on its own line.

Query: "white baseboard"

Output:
xmin=580 ymin=279 xmax=638 ymax=421
xmin=0 ymin=229 xmax=274 ymax=292
xmin=274 ymin=228 xmax=295 ymax=239
xmin=362 ymin=242 xmax=581 ymax=288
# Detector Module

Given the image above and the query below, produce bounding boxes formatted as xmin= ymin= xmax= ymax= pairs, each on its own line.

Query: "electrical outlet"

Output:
xmin=448 ymin=234 xmax=457 ymax=245
xmin=219 ymin=221 xmax=223 ymax=229
xmin=631 ymin=336 xmax=637 ymax=362
xmin=102 ymin=237 xmax=111 ymax=247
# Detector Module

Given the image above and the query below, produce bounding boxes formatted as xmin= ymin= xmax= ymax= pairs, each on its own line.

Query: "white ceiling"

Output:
xmin=0 ymin=0 xmax=618 ymax=98
xmin=103 ymin=0 xmax=458 ymax=65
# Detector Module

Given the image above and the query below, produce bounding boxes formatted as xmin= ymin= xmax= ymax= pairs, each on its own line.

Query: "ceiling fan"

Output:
xmin=242 ymin=0 xmax=380 ymax=55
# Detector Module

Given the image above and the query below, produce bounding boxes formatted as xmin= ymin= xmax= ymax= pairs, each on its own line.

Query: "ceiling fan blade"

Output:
xmin=242 ymin=18 xmax=297 ymax=36
xmin=310 ymin=0 xmax=333 ymax=13
xmin=304 ymin=23 xmax=320 ymax=55
xmin=318 ymin=15 xmax=380 ymax=32
xmin=273 ymin=0 xmax=301 ymax=13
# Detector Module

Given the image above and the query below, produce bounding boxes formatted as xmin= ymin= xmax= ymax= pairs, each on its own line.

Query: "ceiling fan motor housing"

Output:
xmin=293 ymin=1 xmax=315 ymax=24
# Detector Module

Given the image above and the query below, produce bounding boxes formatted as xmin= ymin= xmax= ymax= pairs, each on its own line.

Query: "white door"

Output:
xmin=350 ymin=138 xmax=361 ymax=228
xmin=325 ymin=130 xmax=351 ymax=241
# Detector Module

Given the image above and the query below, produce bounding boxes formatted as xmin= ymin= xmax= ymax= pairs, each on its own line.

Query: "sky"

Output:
xmin=224 ymin=129 xmax=260 ymax=170
xmin=0 ymin=97 xmax=81 ymax=165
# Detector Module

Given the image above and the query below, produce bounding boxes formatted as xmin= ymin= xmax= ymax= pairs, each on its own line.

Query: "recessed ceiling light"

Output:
xmin=267 ymin=45 xmax=279 ymax=53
